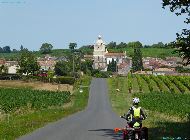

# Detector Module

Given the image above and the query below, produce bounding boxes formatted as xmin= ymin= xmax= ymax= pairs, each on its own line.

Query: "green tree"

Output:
xmin=106 ymin=41 xmax=117 ymax=49
xmin=0 ymin=47 xmax=3 ymax=53
xmin=151 ymin=42 xmax=165 ymax=48
xmin=117 ymin=42 xmax=127 ymax=49
xmin=20 ymin=45 xmax=24 ymax=51
xmin=127 ymin=41 xmax=143 ymax=48
xmin=3 ymin=46 xmax=11 ymax=53
xmin=132 ymin=48 xmax=143 ymax=72
xmin=40 ymin=43 xmax=53 ymax=54
xmin=54 ymin=61 xmax=72 ymax=76
xmin=18 ymin=50 xmax=40 ymax=75
xmin=69 ymin=43 xmax=77 ymax=74
xmin=163 ymin=0 xmax=190 ymax=65
xmin=107 ymin=58 xmax=117 ymax=72
xmin=0 ymin=65 xmax=8 ymax=74
xmin=81 ymin=60 xmax=93 ymax=74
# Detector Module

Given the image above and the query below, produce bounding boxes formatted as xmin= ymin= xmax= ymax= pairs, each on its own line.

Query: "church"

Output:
xmin=93 ymin=35 xmax=131 ymax=74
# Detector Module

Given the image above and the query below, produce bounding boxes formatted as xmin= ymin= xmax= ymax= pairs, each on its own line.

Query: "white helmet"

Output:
xmin=133 ymin=97 xmax=140 ymax=104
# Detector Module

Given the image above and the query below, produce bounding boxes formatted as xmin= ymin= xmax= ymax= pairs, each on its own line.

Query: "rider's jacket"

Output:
xmin=125 ymin=106 xmax=147 ymax=122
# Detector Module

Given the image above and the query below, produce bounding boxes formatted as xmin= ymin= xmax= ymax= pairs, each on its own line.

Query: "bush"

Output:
xmin=54 ymin=76 xmax=75 ymax=85
xmin=0 ymin=74 xmax=21 ymax=80
xmin=91 ymin=69 xmax=111 ymax=78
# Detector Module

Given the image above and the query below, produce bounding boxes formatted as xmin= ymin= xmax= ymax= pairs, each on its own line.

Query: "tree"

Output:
xmin=0 ymin=47 xmax=3 ymax=53
xmin=106 ymin=41 xmax=117 ymax=49
xmin=132 ymin=48 xmax=143 ymax=72
xmin=40 ymin=43 xmax=53 ymax=54
xmin=54 ymin=61 xmax=72 ymax=76
xmin=127 ymin=41 xmax=143 ymax=48
xmin=0 ymin=65 xmax=8 ymax=74
xmin=107 ymin=58 xmax=117 ymax=72
xmin=117 ymin=42 xmax=127 ymax=49
xmin=18 ymin=50 xmax=40 ymax=75
xmin=163 ymin=0 xmax=190 ymax=65
xmin=81 ymin=60 xmax=93 ymax=74
xmin=151 ymin=42 xmax=165 ymax=48
xmin=20 ymin=45 xmax=24 ymax=51
xmin=3 ymin=46 xmax=11 ymax=53
xmin=12 ymin=49 xmax=18 ymax=53
xmin=69 ymin=43 xmax=77 ymax=74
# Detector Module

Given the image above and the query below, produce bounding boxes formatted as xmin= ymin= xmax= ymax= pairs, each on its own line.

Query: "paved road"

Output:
xmin=18 ymin=78 xmax=126 ymax=140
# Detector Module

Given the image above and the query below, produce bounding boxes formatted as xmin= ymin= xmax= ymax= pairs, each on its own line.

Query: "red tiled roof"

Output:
xmin=38 ymin=60 xmax=56 ymax=66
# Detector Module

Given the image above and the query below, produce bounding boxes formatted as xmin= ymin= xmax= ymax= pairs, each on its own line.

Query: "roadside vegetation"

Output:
xmin=0 ymin=75 xmax=91 ymax=140
xmin=108 ymin=75 xmax=190 ymax=139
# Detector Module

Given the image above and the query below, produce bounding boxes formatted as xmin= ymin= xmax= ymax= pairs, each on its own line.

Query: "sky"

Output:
xmin=0 ymin=0 xmax=188 ymax=51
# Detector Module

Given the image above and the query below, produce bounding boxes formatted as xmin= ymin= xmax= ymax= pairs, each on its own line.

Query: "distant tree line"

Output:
xmin=106 ymin=41 xmax=170 ymax=49
xmin=0 ymin=46 xmax=12 ymax=53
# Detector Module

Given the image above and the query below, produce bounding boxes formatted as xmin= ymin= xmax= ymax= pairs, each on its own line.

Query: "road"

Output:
xmin=18 ymin=78 xmax=126 ymax=140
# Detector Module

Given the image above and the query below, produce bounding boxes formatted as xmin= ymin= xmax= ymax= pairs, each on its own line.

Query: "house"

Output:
xmin=38 ymin=60 xmax=56 ymax=71
xmin=5 ymin=61 xmax=19 ymax=74
xmin=153 ymin=68 xmax=175 ymax=76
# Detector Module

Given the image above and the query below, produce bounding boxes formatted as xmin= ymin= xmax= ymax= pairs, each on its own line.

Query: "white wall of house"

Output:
xmin=8 ymin=65 xmax=18 ymax=74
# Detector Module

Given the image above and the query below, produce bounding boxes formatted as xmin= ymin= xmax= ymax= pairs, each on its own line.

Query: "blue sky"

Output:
xmin=0 ymin=0 xmax=188 ymax=50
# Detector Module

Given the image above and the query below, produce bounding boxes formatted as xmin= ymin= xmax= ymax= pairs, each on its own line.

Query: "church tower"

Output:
xmin=93 ymin=35 xmax=107 ymax=70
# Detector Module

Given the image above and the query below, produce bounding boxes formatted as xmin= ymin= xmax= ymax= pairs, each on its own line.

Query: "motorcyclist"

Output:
xmin=122 ymin=97 xmax=147 ymax=140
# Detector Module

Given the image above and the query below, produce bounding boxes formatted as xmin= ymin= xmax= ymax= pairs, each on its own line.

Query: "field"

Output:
xmin=0 ymin=76 xmax=91 ymax=140
xmin=108 ymin=48 xmax=177 ymax=58
xmin=108 ymin=75 xmax=190 ymax=139
xmin=0 ymin=48 xmax=177 ymax=60
xmin=0 ymin=80 xmax=73 ymax=92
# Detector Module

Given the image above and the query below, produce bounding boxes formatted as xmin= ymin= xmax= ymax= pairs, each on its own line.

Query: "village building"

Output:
xmin=93 ymin=35 xmax=107 ymax=70
xmin=92 ymin=35 xmax=131 ymax=74
xmin=5 ymin=61 xmax=19 ymax=74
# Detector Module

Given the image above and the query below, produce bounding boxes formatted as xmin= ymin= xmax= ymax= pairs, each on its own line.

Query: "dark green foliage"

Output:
xmin=151 ymin=42 xmax=165 ymax=48
xmin=18 ymin=50 xmax=40 ymax=75
xmin=54 ymin=61 xmax=72 ymax=76
xmin=0 ymin=74 xmax=21 ymax=80
xmin=55 ymin=76 xmax=75 ymax=84
xmin=107 ymin=58 xmax=117 ymax=72
xmin=132 ymin=48 xmax=143 ymax=72
xmin=106 ymin=41 xmax=117 ymax=49
xmin=0 ymin=88 xmax=71 ymax=113
xmin=91 ymin=69 xmax=110 ymax=78
xmin=69 ymin=42 xmax=77 ymax=51
xmin=175 ymin=66 xmax=190 ymax=73
xmin=40 ymin=43 xmax=53 ymax=54
xmin=81 ymin=60 xmax=93 ymax=74
xmin=79 ymin=45 xmax=93 ymax=55
xmin=162 ymin=0 xmax=190 ymax=65
xmin=0 ymin=46 xmax=11 ymax=53
xmin=127 ymin=41 xmax=143 ymax=48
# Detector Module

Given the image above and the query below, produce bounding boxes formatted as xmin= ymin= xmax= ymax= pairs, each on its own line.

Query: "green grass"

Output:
xmin=109 ymin=48 xmax=177 ymax=58
xmin=0 ymin=75 xmax=91 ymax=140
xmin=107 ymin=76 xmax=190 ymax=139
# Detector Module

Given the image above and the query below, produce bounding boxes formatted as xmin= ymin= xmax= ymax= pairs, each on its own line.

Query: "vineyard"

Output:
xmin=108 ymin=74 xmax=190 ymax=138
xmin=0 ymin=88 xmax=71 ymax=113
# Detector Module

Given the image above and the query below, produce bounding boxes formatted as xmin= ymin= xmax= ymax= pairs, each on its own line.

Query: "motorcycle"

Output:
xmin=114 ymin=115 xmax=148 ymax=140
